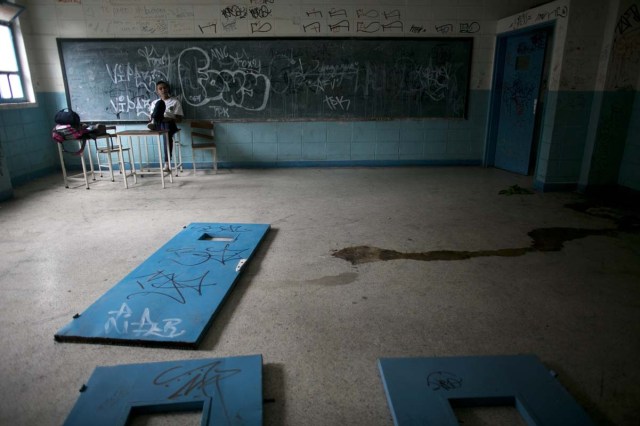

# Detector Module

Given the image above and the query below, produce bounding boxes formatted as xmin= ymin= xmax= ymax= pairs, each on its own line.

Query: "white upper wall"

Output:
xmin=497 ymin=0 xmax=571 ymax=92
xmin=20 ymin=0 xmax=544 ymax=93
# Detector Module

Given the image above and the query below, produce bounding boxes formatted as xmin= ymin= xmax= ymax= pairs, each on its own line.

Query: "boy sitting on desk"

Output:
xmin=147 ymin=80 xmax=183 ymax=171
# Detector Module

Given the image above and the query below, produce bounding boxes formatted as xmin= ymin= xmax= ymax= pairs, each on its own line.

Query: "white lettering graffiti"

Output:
xmin=109 ymin=95 xmax=151 ymax=118
xmin=105 ymin=302 xmax=185 ymax=338
xmin=178 ymin=47 xmax=271 ymax=111
xmin=324 ymin=95 xmax=351 ymax=111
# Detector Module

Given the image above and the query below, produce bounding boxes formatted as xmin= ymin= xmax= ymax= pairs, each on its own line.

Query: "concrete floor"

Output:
xmin=0 ymin=166 xmax=638 ymax=425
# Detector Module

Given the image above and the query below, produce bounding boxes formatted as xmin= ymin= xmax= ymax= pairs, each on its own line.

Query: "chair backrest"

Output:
xmin=190 ymin=120 xmax=215 ymax=147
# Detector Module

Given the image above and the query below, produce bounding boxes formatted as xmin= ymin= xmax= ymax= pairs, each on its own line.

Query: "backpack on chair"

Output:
xmin=54 ymin=108 xmax=81 ymax=127
xmin=52 ymin=108 xmax=87 ymax=155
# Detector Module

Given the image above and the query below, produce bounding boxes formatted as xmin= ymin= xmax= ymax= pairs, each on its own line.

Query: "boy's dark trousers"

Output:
xmin=150 ymin=100 xmax=177 ymax=163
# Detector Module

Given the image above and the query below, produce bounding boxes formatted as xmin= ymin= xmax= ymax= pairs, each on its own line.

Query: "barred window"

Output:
xmin=0 ymin=23 xmax=25 ymax=103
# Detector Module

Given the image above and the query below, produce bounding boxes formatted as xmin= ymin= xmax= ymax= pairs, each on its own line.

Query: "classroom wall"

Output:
xmin=618 ymin=89 xmax=640 ymax=190
xmin=0 ymin=0 xmax=538 ymax=186
xmin=497 ymin=0 xmax=640 ymax=192
xmin=594 ymin=0 xmax=640 ymax=191
xmin=0 ymin=132 xmax=13 ymax=201
xmin=1 ymin=0 xmax=638 ymax=193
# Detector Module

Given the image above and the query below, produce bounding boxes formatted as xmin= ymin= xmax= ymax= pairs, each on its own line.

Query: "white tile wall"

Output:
xmin=21 ymin=0 xmax=560 ymax=93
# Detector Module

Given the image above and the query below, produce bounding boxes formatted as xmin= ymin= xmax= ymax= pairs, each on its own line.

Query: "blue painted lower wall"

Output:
xmin=1 ymin=89 xmax=639 ymax=193
xmin=618 ymin=90 xmax=640 ymax=191
xmin=0 ymin=90 xmax=491 ymax=188
xmin=534 ymin=91 xmax=595 ymax=190
xmin=533 ymin=90 xmax=640 ymax=192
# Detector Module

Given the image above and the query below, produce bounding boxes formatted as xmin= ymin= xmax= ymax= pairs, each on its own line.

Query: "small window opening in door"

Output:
xmin=199 ymin=233 xmax=235 ymax=242
xmin=516 ymin=55 xmax=530 ymax=70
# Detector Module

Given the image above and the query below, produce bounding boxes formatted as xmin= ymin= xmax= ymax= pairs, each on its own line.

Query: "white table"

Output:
xmin=116 ymin=130 xmax=173 ymax=188
xmin=56 ymin=138 xmax=94 ymax=189
xmin=91 ymin=126 xmax=134 ymax=188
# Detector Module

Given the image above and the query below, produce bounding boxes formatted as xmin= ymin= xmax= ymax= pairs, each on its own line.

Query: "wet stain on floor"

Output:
xmin=332 ymin=227 xmax=618 ymax=265
xmin=333 ymin=194 xmax=640 ymax=265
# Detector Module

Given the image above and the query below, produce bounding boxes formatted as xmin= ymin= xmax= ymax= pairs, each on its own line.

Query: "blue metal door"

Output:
xmin=494 ymin=30 xmax=548 ymax=174
xmin=55 ymin=223 xmax=270 ymax=348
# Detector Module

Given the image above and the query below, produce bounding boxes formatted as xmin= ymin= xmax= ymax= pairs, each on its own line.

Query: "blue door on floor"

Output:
xmin=494 ymin=29 xmax=549 ymax=175
xmin=54 ymin=223 xmax=270 ymax=348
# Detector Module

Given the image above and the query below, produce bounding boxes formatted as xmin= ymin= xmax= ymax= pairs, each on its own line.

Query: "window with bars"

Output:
xmin=0 ymin=23 xmax=25 ymax=103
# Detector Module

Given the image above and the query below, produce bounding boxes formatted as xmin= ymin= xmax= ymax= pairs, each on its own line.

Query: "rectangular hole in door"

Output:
xmin=450 ymin=397 xmax=528 ymax=426
xmin=126 ymin=401 xmax=203 ymax=426
xmin=199 ymin=233 xmax=235 ymax=242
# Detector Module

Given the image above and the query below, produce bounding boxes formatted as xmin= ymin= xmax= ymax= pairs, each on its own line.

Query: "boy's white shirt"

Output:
xmin=149 ymin=96 xmax=183 ymax=119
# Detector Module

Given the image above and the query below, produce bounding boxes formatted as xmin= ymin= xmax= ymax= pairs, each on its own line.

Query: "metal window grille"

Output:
xmin=0 ymin=22 xmax=25 ymax=103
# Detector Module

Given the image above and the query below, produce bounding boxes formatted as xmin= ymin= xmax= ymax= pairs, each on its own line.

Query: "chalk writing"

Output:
xmin=105 ymin=52 xmax=168 ymax=118
xmin=324 ymin=95 xmax=351 ymax=111
xmin=211 ymin=46 xmax=261 ymax=71
xmin=178 ymin=46 xmax=271 ymax=111
xmin=109 ymin=95 xmax=153 ymax=119
xmin=427 ymin=371 xmax=463 ymax=391
xmin=410 ymin=25 xmax=427 ymax=34
xmin=211 ymin=105 xmax=230 ymax=118
xmin=269 ymin=57 xmax=359 ymax=95
xmin=62 ymin=38 xmax=471 ymax=121
xmin=105 ymin=302 xmax=185 ymax=338
xmin=138 ymin=46 xmax=170 ymax=67
xmin=404 ymin=59 xmax=457 ymax=102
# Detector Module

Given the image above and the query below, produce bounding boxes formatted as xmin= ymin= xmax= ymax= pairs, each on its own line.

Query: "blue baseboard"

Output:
xmin=11 ymin=166 xmax=59 ymax=188
xmin=218 ymin=159 xmax=482 ymax=168
xmin=0 ymin=188 xmax=13 ymax=201
xmin=69 ymin=159 xmax=482 ymax=171
xmin=534 ymin=179 xmax=578 ymax=192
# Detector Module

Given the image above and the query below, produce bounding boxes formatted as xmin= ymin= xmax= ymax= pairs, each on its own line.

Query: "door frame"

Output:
xmin=485 ymin=22 xmax=555 ymax=175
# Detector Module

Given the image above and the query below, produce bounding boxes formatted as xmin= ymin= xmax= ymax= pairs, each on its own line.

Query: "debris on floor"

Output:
xmin=499 ymin=184 xmax=534 ymax=195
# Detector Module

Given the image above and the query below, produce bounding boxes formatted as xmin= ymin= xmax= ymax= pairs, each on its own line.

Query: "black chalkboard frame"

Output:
xmin=58 ymin=37 xmax=473 ymax=123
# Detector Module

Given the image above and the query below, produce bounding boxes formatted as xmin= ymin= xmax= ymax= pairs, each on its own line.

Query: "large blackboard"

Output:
xmin=58 ymin=37 xmax=473 ymax=122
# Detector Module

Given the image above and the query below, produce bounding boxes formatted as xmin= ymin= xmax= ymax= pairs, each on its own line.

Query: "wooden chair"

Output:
xmin=190 ymin=120 xmax=217 ymax=174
